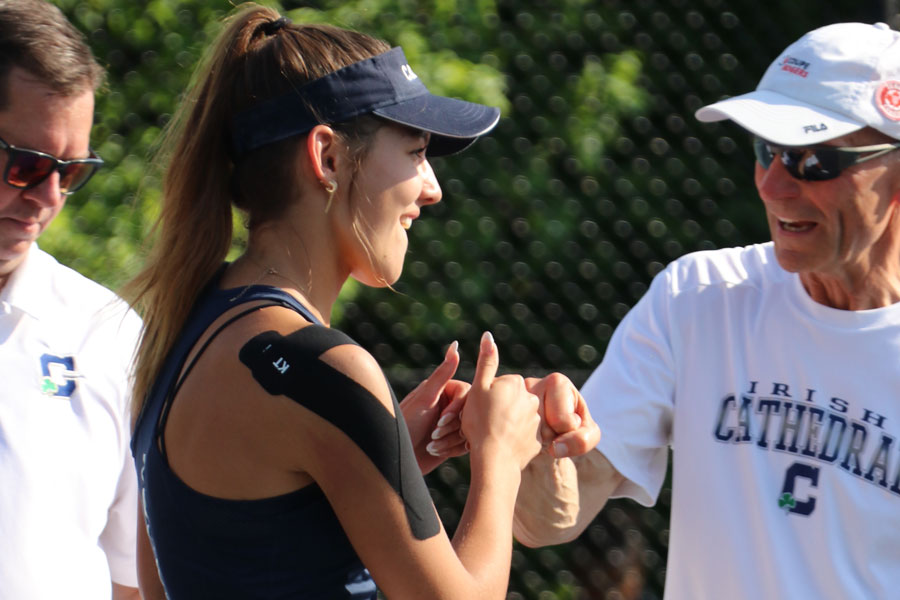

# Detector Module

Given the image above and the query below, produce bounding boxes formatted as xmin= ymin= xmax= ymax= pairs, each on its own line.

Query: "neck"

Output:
xmin=801 ymin=272 xmax=900 ymax=310
xmin=798 ymin=205 xmax=900 ymax=310
xmin=0 ymin=254 xmax=26 ymax=295
xmin=799 ymin=247 xmax=900 ymax=310
xmin=225 ymin=225 xmax=348 ymax=326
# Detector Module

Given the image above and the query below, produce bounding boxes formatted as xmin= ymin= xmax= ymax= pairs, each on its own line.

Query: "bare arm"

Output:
xmin=296 ymin=331 xmax=542 ymax=599
xmin=442 ymin=334 xmax=541 ymax=598
xmin=511 ymin=373 xmax=622 ymax=547
xmin=136 ymin=498 xmax=166 ymax=600
xmin=513 ymin=449 xmax=623 ymax=546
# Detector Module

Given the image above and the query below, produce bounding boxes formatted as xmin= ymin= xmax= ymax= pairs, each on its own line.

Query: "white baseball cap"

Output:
xmin=695 ymin=22 xmax=900 ymax=145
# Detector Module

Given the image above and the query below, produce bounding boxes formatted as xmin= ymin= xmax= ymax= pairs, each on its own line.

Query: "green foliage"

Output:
xmin=286 ymin=1 xmax=510 ymax=113
xmin=43 ymin=0 xmax=235 ymax=288
xmin=288 ymin=2 xmax=655 ymax=379
xmin=44 ymin=1 xmax=649 ymax=367
xmin=569 ymin=51 xmax=644 ymax=170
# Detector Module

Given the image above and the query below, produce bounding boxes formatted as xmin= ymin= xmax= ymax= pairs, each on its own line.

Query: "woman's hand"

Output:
xmin=461 ymin=332 xmax=542 ymax=470
xmin=400 ymin=341 xmax=470 ymax=475
xmin=525 ymin=373 xmax=601 ymax=458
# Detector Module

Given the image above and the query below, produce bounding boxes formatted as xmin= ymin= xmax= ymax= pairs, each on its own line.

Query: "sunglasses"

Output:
xmin=753 ymin=136 xmax=900 ymax=182
xmin=0 ymin=135 xmax=103 ymax=194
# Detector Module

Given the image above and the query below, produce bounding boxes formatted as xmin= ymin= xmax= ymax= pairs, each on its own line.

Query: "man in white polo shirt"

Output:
xmin=515 ymin=22 xmax=900 ymax=599
xmin=0 ymin=1 xmax=140 ymax=598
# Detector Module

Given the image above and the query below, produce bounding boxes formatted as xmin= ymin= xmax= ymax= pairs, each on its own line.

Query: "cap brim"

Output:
xmin=695 ymin=89 xmax=864 ymax=145
xmin=374 ymin=94 xmax=500 ymax=156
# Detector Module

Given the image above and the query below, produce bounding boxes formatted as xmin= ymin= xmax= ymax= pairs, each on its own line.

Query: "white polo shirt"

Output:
xmin=0 ymin=245 xmax=141 ymax=599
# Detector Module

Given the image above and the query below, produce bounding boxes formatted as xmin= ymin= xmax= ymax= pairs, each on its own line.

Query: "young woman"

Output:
xmin=127 ymin=4 xmax=542 ymax=599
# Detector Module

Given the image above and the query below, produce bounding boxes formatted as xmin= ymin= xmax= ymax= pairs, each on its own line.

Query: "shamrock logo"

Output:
xmin=40 ymin=377 xmax=59 ymax=396
xmin=778 ymin=492 xmax=796 ymax=512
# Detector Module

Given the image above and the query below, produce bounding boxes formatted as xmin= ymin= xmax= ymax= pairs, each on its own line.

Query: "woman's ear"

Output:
xmin=306 ymin=124 xmax=341 ymax=184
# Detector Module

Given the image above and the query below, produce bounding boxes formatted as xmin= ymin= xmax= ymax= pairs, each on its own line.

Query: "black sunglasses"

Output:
xmin=753 ymin=136 xmax=900 ymax=182
xmin=0 ymin=135 xmax=103 ymax=194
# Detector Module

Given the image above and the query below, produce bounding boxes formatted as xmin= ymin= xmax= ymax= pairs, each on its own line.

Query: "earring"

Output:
xmin=323 ymin=180 xmax=338 ymax=213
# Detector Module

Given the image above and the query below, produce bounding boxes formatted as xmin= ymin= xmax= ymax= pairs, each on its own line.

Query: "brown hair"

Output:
xmin=125 ymin=3 xmax=390 ymax=421
xmin=0 ymin=0 xmax=104 ymax=107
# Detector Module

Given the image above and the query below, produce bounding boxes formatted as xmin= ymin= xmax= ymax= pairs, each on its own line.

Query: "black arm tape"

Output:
xmin=238 ymin=326 xmax=440 ymax=540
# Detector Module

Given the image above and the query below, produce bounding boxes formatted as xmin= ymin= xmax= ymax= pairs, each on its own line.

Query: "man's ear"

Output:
xmin=306 ymin=124 xmax=341 ymax=184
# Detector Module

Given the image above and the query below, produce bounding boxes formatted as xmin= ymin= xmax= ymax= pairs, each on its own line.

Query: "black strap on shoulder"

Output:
xmin=286 ymin=323 xmax=358 ymax=355
xmin=238 ymin=325 xmax=441 ymax=540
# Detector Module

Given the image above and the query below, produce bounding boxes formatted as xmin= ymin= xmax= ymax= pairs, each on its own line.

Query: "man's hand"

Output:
xmin=400 ymin=342 xmax=470 ymax=475
xmin=526 ymin=373 xmax=601 ymax=458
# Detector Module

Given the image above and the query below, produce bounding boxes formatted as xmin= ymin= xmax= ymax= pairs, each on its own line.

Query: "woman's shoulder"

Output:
xmin=232 ymin=308 xmax=394 ymax=414
xmin=317 ymin=337 xmax=394 ymax=412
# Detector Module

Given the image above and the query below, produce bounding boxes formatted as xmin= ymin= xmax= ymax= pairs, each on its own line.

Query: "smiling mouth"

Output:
xmin=1 ymin=216 xmax=41 ymax=231
xmin=779 ymin=218 xmax=816 ymax=233
xmin=400 ymin=216 xmax=413 ymax=230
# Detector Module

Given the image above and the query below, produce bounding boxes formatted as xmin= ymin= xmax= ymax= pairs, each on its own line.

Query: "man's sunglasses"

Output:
xmin=0 ymin=135 xmax=103 ymax=194
xmin=753 ymin=136 xmax=900 ymax=182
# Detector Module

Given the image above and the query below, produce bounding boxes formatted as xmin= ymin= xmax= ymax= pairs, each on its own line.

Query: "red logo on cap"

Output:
xmin=780 ymin=56 xmax=810 ymax=78
xmin=876 ymin=81 xmax=900 ymax=121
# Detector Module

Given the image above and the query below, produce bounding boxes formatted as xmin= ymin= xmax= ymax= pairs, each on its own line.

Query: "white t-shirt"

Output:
xmin=0 ymin=245 xmax=141 ymax=599
xmin=586 ymin=242 xmax=900 ymax=600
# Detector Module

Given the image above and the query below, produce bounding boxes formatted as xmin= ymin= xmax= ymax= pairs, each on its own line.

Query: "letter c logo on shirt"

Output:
xmin=39 ymin=354 xmax=79 ymax=398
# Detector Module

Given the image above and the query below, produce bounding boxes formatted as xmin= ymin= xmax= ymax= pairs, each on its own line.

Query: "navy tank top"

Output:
xmin=131 ymin=277 xmax=378 ymax=599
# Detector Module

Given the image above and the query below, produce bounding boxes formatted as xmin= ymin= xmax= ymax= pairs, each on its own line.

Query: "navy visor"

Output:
xmin=231 ymin=47 xmax=500 ymax=158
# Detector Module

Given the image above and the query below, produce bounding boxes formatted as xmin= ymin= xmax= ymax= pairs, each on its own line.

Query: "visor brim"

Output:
xmin=695 ymin=89 xmax=864 ymax=145
xmin=374 ymin=94 xmax=500 ymax=156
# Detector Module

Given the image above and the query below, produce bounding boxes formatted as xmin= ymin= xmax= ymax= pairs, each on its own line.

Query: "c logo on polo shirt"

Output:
xmin=39 ymin=353 xmax=80 ymax=398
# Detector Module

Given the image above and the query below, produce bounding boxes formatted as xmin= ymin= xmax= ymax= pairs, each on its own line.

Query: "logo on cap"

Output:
xmin=401 ymin=64 xmax=418 ymax=81
xmin=876 ymin=80 xmax=900 ymax=121
xmin=780 ymin=56 xmax=810 ymax=78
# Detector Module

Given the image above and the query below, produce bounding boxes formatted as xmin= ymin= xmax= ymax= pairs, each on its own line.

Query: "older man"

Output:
xmin=0 ymin=1 xmax=141 ymax=598
xmin=515 ymin=22 xmax=900 ymax=599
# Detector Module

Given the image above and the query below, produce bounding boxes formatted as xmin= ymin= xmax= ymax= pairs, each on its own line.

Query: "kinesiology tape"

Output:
xmin=238 ymin=325 xmax=440 ymax=540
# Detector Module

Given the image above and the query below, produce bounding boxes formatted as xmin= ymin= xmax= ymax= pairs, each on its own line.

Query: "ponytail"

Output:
xmin=125 ymin=3 xmax=390 ymax=423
